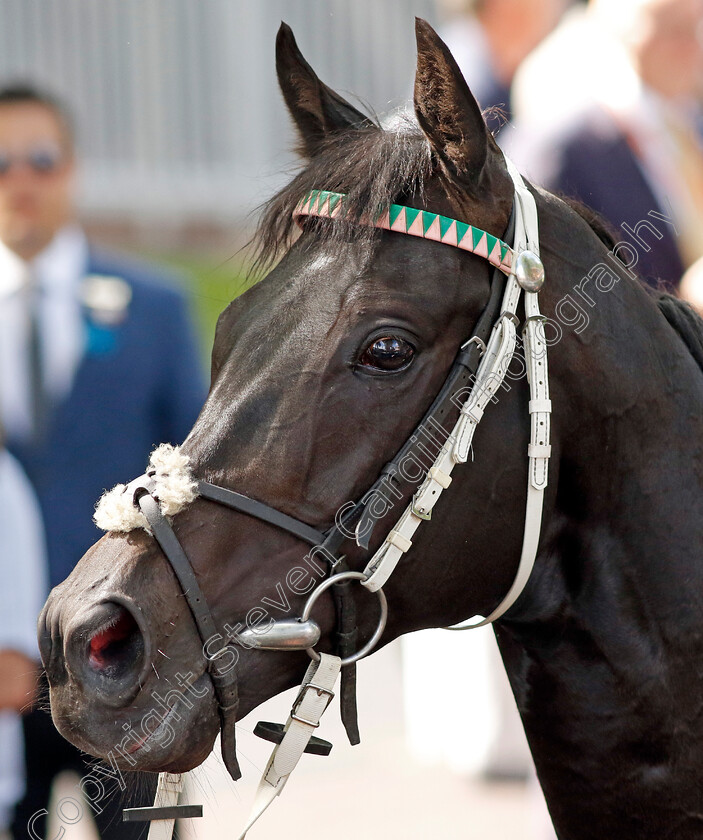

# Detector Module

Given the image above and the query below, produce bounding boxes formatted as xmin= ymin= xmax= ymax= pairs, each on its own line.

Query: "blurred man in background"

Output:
xmin=0 ymin=85 xmax=205 ymax=838
xmin=0 ymin=447 xmax=46 ymax=840
xmin=508 ymin=0 xmax=703 ymax=292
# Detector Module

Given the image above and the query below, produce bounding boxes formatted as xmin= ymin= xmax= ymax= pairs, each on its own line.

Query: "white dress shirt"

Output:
xmin=0 ymin=225 xmax=87 ymax=441
xmin=510 ymin=5 xmax=703 ymax=267
xmin=0 ymin=450 xmax=47 ymax=830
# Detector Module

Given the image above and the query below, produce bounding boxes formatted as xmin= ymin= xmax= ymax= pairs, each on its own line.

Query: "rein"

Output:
xmin=105 ymin=157 xmax=550 ymax=838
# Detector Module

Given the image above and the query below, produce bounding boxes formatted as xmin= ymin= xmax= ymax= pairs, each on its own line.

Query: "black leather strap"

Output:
xmin=254 ymin=721 xmax=333 ymax=756
xmin=137 ymin=489 xmax=217 ymax=640
xmin=332 ymin=558 xmax=360 ymax=745
xmin=135 ymin=485 xmax=242 ymax=781
xmin=123 ymin=805 xmax=203 ymax=822
xmin=197 ymin=482 xmax=326 ymax=547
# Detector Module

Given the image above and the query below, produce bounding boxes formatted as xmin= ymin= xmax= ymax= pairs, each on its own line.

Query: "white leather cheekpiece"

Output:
xmin=361 ymin=157 xmax=551 ymax=630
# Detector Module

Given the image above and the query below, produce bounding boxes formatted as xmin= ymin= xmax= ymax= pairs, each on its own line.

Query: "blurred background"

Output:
xmin=2 ymin=0 xmax=701 ymax=838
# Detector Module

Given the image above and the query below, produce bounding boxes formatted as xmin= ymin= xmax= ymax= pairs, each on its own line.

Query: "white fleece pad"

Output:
xmin=94 ymin=443 xmax=199 ymax=533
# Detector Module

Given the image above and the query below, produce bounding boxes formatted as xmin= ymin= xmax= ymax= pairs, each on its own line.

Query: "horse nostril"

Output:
xmin=65 ymin=600 xmax=149 ymax=705
xmin=88 ymin=606 xmax=142 ymax=678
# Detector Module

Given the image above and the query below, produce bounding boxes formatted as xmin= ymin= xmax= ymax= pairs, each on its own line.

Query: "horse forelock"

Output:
xmin=253 ymin=116 xmax=433 ymax=273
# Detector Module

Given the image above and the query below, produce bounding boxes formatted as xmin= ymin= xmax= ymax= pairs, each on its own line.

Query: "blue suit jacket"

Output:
xmin=513 ymin=106 xmax=684 ymax=291
xmin=9 ymin=247 xmax=206 ymax=588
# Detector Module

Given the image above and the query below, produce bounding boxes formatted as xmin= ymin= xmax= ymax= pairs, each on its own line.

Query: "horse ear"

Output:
xmin=276 ymin=22 xmax=376 ymax=158
xmin=413 ymin=18 xmax=495 ymax=191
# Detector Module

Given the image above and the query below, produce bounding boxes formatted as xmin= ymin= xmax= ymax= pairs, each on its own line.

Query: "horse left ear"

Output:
xmin=276 ymin=22 xmax=376 ymax=158
xmin=413 ymin=18 xmax=499 ymax=192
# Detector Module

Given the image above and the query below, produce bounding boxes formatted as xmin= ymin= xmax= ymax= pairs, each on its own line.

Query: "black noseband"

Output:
xmin=131 ymin=477 xmax=242 ymax=780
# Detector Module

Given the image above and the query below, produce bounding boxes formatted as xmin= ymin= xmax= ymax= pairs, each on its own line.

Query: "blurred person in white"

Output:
xmin=508 ymin=0 xmax=703 ymax=293
xmin=0 ymin=445 xmax=46 ymax=840
xmin=436 ymin=0 xmax=570 ymax=135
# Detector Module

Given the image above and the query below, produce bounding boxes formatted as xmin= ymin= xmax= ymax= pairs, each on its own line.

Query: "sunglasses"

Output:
xmin=0 ymin=144 xmax=65 ymax=176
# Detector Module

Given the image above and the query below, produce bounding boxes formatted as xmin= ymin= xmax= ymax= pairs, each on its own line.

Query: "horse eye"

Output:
xmin=359 ymin=335 xmax=415 ymax=372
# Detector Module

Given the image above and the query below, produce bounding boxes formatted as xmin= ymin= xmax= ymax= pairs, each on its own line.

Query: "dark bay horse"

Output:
xmin=39 ymin=19 xmax=703 ymax=839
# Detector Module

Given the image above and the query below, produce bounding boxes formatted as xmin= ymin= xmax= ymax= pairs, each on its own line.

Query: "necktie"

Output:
xmin=25 ymin=272 xmax=49 ymax=442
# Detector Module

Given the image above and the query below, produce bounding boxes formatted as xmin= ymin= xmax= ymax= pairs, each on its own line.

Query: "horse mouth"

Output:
xmin=125 ymin=704 xmax=187 ymax=755
xmin=47 ymin=657 xmax=218 ymax=773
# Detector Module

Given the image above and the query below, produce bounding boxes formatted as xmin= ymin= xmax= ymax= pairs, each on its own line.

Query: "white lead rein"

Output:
xmin=236 ymin=653 xmax=342 ymax=839
xmin=146 ymin=774 xmax=185 ymax=840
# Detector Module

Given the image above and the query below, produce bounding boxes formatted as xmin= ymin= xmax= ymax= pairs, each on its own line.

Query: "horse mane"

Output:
xmin=560 ymin=196 xmax=618 ymax=252
xmin=558 ymin=196 xmax=703 ymax=373
xmin=253 ymin=116 xmax=433 ymax=271
xmin=656 ymin=295 xmax=703 ymax=373
xmin=561 ymin=196 xmax=703 ymax=374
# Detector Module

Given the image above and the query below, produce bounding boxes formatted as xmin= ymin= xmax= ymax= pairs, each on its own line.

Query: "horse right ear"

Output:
xmin=413 ymin=18 xmax=496 ymax=193
xmin=276 ymin=22 xmax=376 ymax=158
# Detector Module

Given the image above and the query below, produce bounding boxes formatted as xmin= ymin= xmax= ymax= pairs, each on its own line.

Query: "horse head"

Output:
xmin=39 ymin=18 xmax=703 ymax=840
xmin=39 ymin=17 xmax=529 ymax=772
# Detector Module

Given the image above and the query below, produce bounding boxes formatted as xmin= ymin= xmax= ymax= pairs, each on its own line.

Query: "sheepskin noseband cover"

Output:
xmin=94 ymin=444 xmax=198 ymax=533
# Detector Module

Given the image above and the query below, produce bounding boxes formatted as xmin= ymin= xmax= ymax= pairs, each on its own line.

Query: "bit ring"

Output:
xmin=301 ymin=571 xmax=388 ymax=666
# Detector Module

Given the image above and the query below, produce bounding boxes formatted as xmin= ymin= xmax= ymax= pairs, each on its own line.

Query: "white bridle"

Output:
xmin=361 ymin=158 xmax=550 ymax=628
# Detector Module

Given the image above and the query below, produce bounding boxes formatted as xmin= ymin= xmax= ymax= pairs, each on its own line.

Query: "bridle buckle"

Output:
xmin=461 ymin=335 xmax=487 ymax=356
xmin=290 ymin=682 xmax=335 ymax=727
xmin=411 ymin=490 xmax=432 ymax=521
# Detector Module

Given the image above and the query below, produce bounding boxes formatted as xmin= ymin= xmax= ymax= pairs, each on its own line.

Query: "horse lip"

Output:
xmin=124 ymin=669 xmax=212 ymax=759
xmin=126 ymin=705 xmax=178 ymax=754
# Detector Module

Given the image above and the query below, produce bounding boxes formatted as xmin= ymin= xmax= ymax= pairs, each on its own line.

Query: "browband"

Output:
xmin=294 ymin=190 xmax=515 ymax=275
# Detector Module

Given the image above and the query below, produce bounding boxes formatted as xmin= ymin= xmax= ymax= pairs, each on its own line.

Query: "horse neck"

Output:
xmin=498 ymin=197 xmax=703 ymax=839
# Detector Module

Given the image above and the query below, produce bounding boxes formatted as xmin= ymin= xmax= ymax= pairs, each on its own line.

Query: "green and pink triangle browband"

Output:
xmin=294 ymin=189 xmax=514 ymax=275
